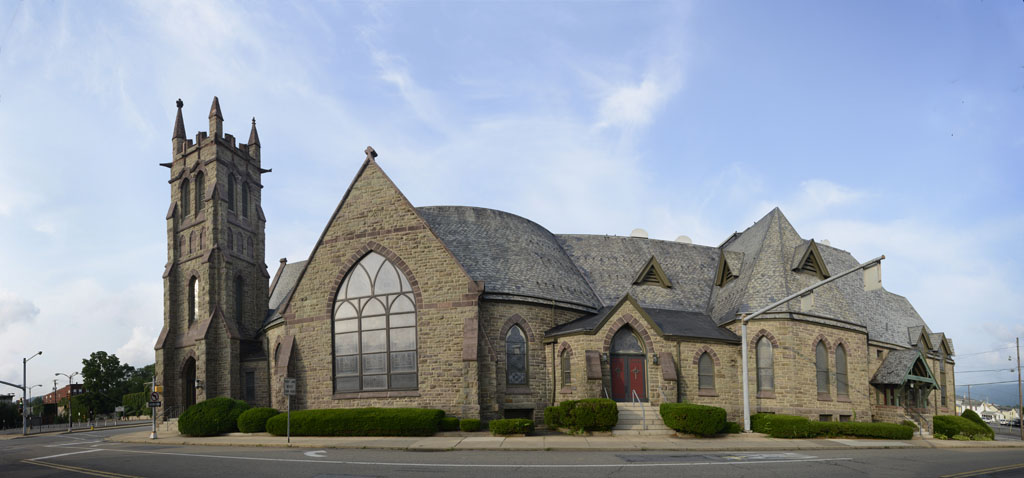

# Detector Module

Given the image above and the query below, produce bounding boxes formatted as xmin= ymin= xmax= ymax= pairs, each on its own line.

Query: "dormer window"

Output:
xmin=792 ymin=240 xmax=830 ymax=279
xmin=715 ymin=253 xmax=738 ymax=286
xmin=633 ymin=256 xmax=671 ymax=288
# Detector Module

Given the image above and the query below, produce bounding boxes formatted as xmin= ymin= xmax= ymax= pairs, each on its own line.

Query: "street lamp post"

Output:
xmin=740 ymin=256 xmax=884 ymax=432
xmin=22 ymin=351 xmax=42 ymax=436
xmin=56 ymin=372 xmax=79 ymax=433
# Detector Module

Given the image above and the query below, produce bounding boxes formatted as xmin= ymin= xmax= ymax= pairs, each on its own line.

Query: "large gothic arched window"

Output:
xmin=333 ymin=252 xmax=417 ymax=392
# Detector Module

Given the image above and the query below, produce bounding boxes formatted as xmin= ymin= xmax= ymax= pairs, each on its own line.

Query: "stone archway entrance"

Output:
xmin=181 ymin=357 xmax=197 ymax=410
xmin=610 ymin=327 xmax=646 ymax=402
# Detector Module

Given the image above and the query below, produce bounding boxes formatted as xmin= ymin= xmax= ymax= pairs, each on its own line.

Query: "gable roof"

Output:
xmin=634 ymin=256 xmax=672 ymax=288
xmin=557 ymin=234 xmax=718 ymax=312
xmin=417 ymin=206 xmax=601 ymax=310
xmin=264 ymin=259 xmax=307 ymax=325
xmin=792 ymin=240 xmax=830 ymax=278
xmin=545 ymin=294 xmax=740 ymax=343
xmin=871 ymin=349 xmax=937 ymax=386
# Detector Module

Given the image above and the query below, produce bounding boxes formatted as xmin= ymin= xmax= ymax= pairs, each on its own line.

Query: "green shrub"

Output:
xmin=543 ymin=406 xmax=563 ymax=429
xmin=489 ymin=418 xmax=534 ymax=435
xmin=812 ymin=421 xmax=913 ymax=440
xmin=459 ymin=418 xmax=481 ymax=432
xmin=750 ymin=413 xmax=775 ymax=433
xmin=439 ymin=416 xmax=460 ymax=431
xmin=934 ymin=415 xmax=993 ymax=440
xmin=723 ymin=421 xmax=742 ymax=434
xmin=178 ymin=397 xmax=250 ymax=437
xmin=901 ymin=420 xmax=917 ymax=430
xmin=237 ymin=407 xmax=280 ymax=433
xmin=960 ymin=410 xmax=994 ymax=437
xmin=545 ymin=399 xmax=617 ymax=432
xmin=659 ymin=403 xmax=727 ymax=437
xmin=762 ymin=415 xmax=817 ymax=438
xmin=266 ymin=408 xmax=444 ymax=437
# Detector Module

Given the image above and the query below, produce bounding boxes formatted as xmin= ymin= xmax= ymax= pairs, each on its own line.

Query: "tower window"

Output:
xmin=247 ymin=237 xmax=254 ymax=259
xmin=195 ymin=172 xmax=204 ymax=216
xmin=227 ymin=230 xmax=234 ymax=250
xmin=333 ymin=252 xmax=417 ymax=392
xmin=242 ymin=183 xmax=250 ymax=218
xmin=188 ymin=276 xmax=199 ymax=326
xmin=181 ymin=179 xmax=191 ymax=218
xmin=234 ymin=276 xmax=244 ymax=324
xmin=227 ymin=174 xmax=236 ymax=211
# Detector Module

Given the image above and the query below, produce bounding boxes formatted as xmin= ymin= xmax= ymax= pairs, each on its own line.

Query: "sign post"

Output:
xmin=149 ymin=376 xmax=159 ymax=439
xmin=283 ymin=378 xmax=296 ymax=444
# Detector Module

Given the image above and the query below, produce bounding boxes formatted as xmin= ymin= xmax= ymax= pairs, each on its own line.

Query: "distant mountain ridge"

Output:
xmin=956 ymin=383 xmax=1022 ymax=408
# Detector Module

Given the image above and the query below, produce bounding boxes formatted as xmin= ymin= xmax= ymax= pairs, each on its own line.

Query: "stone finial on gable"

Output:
xmin=365 ymin=146 xmax=378 ymax=161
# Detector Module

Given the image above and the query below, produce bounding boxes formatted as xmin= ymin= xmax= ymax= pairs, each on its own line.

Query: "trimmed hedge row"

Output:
xmin=659 ymin=403 xmax=727 ymax=437
xmin=544 ymin=398 xmax=618 ymax=432
xmin=266 ymin=408 xmax=444 ymax=437
xmin=178 ymin=397 xmax=250 ymax=437
xmin=489 ymin=418 xmax=534 ymax=435
xmin=934 ymin=415 xmax=994 ymax=440
xmin=750 ymin=413 xmax=913 ymax=439
xmin=459 ymin=418 xmax=481 ymax=432
xmin=960 ymin=410 xmax=994 ymax=438
xmin=237 ymin=407 xmax=281 ymax=433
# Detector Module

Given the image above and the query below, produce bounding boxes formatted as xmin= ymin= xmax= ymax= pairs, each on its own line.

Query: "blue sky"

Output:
xmin=0 ymin=1 xmax=1021 ymax=402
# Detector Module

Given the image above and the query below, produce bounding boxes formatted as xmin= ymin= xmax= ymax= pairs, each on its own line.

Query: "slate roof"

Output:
xmin=556 ymin=234 xmax=719 ymax=312
xmin=264 ymin=260 xmax=307 ymax=324
xmin=871 ymin=349 xmax=931 ymax=385
xmin=416 ymin=206 xmax=601 ymax=310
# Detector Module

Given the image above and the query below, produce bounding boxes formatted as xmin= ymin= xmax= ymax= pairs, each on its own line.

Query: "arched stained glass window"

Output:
xmin=816 ymin=341 xmax=829 ymax=396
xmin=835 ymin=344 xmax=848 ymax=398
xmin=756 ymin=337 xmax=774 ymax=392
xmin=333 ymin=252 xmax=417 ymax=392
xmin=560 ymin=349 xmax=571 ymax=385
xmin=506 ymin=325 xmax=527 ymax=386
xmin=698 ymin=352 xmax=714 ymax=391
xmin=611 ymin=328 xmax=643 ymax=354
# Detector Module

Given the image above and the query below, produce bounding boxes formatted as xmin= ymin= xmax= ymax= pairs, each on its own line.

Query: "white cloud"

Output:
xmin=754 ymin=179 xmax=866 ymax=224
xmin=116 ymin=326 xmax=160 ymax=367
xmin=0 ymin=291 xmax=39 ymax=332
xmin=595 ymin=64 xmax=682 ymax=131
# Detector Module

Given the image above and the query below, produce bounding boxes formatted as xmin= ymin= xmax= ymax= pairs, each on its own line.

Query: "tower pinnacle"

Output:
xmin=172 ymin=99 xmax=186 ymax=140
xmin=209 ymin=96 xmax=223 ymax=137
xmin=248 ymin=117 xmax=260 ymax=146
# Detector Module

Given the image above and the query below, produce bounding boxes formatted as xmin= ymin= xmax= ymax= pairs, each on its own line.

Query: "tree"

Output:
xmin=126 ymin=363 xmax=155 ymax=394
xmin=80 ymin=351 xmax=134 ymax=415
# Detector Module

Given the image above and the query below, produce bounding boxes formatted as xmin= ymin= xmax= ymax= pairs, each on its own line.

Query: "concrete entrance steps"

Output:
xmin=612 ymin=402 xmax=674 ymax=436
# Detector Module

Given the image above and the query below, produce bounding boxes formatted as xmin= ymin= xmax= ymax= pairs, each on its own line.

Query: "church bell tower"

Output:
xmin=155 ymin=97 xmax=270 ymax=413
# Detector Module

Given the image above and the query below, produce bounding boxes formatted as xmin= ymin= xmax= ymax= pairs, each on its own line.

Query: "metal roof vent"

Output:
xmin=821 ymin=239 xmax=831 ymax=246
xmin=675 ymin=235 xmax=692 ymax=244
xmin=630 ymin=228 xmax=648 ymax=238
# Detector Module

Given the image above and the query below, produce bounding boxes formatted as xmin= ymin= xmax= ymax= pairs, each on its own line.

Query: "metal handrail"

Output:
xmin=631 ymin=389 xmax=647 ymax=430
xmin=603 ymin=387 xmax=610 ymax=399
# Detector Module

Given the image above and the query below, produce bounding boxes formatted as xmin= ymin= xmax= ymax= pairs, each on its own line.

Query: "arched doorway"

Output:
xmin=181 ymin=357 xmax=197 ymax=410
xmin=610 ymin=327 xmax=646 ymax=402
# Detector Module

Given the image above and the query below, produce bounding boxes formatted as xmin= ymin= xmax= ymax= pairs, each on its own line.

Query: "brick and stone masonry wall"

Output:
xmin=272 ymin=160 xmax=481 ymax=419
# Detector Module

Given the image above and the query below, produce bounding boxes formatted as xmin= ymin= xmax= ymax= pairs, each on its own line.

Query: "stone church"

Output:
xmin=155 ymin=98 xmax=956 ymax=429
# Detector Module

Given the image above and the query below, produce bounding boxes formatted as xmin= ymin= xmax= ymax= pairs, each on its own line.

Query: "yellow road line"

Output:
xmin=21 ymin=459 xmax=145 ymax=478
xmin=941 ymin=462 xmax=1024 ymax=478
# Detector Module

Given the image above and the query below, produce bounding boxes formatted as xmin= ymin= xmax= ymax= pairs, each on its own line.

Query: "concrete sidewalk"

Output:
xmin=107 ymin=428 xmax=1024 ymax=452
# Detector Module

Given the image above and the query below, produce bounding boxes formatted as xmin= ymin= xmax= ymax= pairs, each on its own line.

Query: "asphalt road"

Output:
xmin=1 ymin=427 xmax=1023 ymax=478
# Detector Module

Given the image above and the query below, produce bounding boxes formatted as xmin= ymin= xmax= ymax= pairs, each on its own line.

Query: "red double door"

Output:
xmin=610 ymin=355 xmax=646 ymax=402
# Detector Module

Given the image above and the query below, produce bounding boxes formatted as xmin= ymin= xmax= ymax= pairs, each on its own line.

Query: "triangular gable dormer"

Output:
xmin=714 ymin=253 xmax=738 ymax=286
xmin=792 ymin=240 xmax=830 ymax=279
xmin=634 ymin=256 xmax=672 ymax=288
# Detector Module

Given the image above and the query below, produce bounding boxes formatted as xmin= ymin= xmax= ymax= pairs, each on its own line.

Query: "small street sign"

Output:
xmin=283 ymin=378 xmax=296 ymax=396
xmin=150 ymin=391 xmax=160 ymax=402
xmin=148 ymin=401 xmax=161 ymax=408
xmin=115 ymin=406 xmax=125 ymax=413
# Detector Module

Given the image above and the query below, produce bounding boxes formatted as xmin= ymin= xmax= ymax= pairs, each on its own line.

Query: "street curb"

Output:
xmin=104 ymin=432 xmax=1024 ymax=452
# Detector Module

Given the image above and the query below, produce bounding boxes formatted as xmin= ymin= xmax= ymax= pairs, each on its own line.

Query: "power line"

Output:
xmin=955 ymin=380 xmax=1018 ymax=387
xmin=956 ymin=345 xmax=1016 ymax=357
xmin=956 ymin=369 xmax=1016 ymax=374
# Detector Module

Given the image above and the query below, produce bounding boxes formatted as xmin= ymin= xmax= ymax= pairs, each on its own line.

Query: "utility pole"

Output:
xmin=1017 ymin=337 xmax=1021 ymax=441
xmin=22 ymin=351 xmax=42 ymax=436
